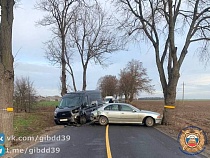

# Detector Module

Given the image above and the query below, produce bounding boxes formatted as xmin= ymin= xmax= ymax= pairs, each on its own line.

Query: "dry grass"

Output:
xmin=132 ymin=100 xmax=210 ymax=157
xmin=2 ymin=106 xmax=62 ymax=158
xmin=13 ymin=106 xmax=56 ymax=143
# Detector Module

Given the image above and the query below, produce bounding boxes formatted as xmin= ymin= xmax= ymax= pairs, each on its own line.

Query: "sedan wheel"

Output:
xmin=99 ymin=116 xmax=108 ymax=126
xmin=145 ymin=117 xmax=154 ymax=127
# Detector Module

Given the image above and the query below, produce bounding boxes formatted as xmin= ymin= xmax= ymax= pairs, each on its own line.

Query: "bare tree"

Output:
xmin=97 ymin=75 xmax=118 ymax=98
xmin=0 ymin=0 xmax=15 ymax=147
xmin=115 ymin=0 xmax=210 ymax=124
xmin=35 ymin=0 xmax=79 ymax=96
xmin=119 ymin=59 xmax=154 ymax=102
xmin=44 ymin=39 xmax=77 ymax=91
xmin=69 ymin=2 xmax=122 ymax=90
xmin=14 ymin=77 xmax=37 ymax=113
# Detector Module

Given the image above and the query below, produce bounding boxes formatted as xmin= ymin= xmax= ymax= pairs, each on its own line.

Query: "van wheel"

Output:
xmin=99 ymin=116 xmax=108 ymax=126
xmin=54 ymin=120 xmax=61 ymax=125
xmin=80 ymin=115 xmax=87 ymax=124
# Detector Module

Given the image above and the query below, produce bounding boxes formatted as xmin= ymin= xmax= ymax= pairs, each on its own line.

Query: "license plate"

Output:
xmin=60 ymin=119 xmax=68 ymax=121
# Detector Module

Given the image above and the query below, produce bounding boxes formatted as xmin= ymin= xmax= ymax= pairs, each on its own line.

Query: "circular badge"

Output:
xmin=178 ymin=126 xmax=207 ymax=155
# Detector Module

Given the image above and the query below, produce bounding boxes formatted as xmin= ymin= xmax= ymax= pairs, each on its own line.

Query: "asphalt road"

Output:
xmin=15 ymin=124 xmax=206 ymax=158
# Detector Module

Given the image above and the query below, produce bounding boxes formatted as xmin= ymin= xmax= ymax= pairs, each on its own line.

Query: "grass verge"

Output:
xmin=13 ymin=101 xmax=57 ymax=138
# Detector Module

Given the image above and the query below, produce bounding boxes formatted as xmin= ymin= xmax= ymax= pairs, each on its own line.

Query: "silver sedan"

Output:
xmin=91 ymin=103 xmax=162 ymax=127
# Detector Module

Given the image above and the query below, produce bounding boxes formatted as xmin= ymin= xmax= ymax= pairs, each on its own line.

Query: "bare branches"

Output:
xmin=68 ymin=2 xmax=122 ymax=90
xmin=14 ymin=76 xmax=37 ymax=112
xmin=35 ymin=0 xmax=78 ymax=36
xmin=37 ymin=1 xmax=122 ymax=91
xmin=178 ymin=0 xmax=210 ymax=66
xmin=115 ymin=0 xmax=210 ymax=109
xmin=36 ymin=0 xmax=81 ymax=95
xmin=116 ymin=0 xmax=210 ymax=77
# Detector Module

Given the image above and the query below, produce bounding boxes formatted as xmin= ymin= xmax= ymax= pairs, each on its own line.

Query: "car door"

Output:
xmin=119 ymin=104 xmax=140 ymax=123
xmin=103 ymin=104 xmax=121 ymax=123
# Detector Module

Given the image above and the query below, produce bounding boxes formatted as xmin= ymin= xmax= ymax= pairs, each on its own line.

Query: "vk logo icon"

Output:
xmin=0 ymin=133 xmax=5 ymax=144
xmin=0 ymin=146 xmax=5 ymax=156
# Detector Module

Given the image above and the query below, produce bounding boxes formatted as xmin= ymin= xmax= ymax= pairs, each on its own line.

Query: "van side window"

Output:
xmin=84 ymin=96 xmax=88 ymax=105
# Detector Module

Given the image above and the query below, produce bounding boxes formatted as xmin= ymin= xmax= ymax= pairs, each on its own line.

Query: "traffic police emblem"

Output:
xmin=178 ymin=126 xmax=207 ymax=155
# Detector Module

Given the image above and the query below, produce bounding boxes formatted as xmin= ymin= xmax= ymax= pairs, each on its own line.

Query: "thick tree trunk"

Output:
xmin=82 ymin=66 xmax=87 ymax=91
xmin=162 ymin=90 xmax=176 ymax=125
xmin=129 ymin=94 xmax=134 ymax=102
xmin=61 ymin=60 xmax=67 ymax=96
xmin=61 ymin=35 xmax=67 ymax=96
xmin=162 ymin=72 xmax=179 ymax=125
xmin=72 ymin=74 xmax=77 ymax=92
xmin=0 ymin=0 xmax=15 ymax=147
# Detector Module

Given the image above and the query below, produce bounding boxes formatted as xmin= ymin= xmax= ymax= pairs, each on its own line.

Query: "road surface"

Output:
xmin=15 ymin=124 xmax=206 ymax=158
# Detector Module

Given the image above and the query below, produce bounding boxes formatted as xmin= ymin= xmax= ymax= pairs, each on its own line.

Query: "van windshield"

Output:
xmin=58 ymin=96 xmax=83 ymax=108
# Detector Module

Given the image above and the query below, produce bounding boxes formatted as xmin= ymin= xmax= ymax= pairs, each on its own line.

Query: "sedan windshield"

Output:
xmin=58 ymin=96 xmax=83 ymax=108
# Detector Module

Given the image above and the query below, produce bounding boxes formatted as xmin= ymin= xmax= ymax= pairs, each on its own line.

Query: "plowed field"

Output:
xmin=132 ymin=100 xmax=210 ymax=157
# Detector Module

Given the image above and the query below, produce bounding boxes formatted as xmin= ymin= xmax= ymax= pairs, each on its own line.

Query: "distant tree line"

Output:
xmin=97 ymin=59 xmax=154 ymax=102
xmin=138 ymin=97 xmax=164 ymax=101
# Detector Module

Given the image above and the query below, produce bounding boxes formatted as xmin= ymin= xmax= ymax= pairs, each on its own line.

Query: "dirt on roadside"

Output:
xmin=132 ymin=100 xmax=210 ymax=157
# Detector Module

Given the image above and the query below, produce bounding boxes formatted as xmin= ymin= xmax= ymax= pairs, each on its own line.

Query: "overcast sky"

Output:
xmin=12 ymin=0 xmax=210 ymax=99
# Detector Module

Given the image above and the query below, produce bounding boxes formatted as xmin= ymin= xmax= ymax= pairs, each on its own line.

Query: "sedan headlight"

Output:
xmin=157 ymin=115 xmax=162 ymax=119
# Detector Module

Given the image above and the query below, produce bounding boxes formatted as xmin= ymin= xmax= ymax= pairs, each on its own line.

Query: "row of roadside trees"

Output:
xmin=16 ymin=0 xmax=210 ymax=125
xmin=35 ymin=0 xmax=123 ymax=95
xmin=1 ymin=0 xmax=210 ymax=147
